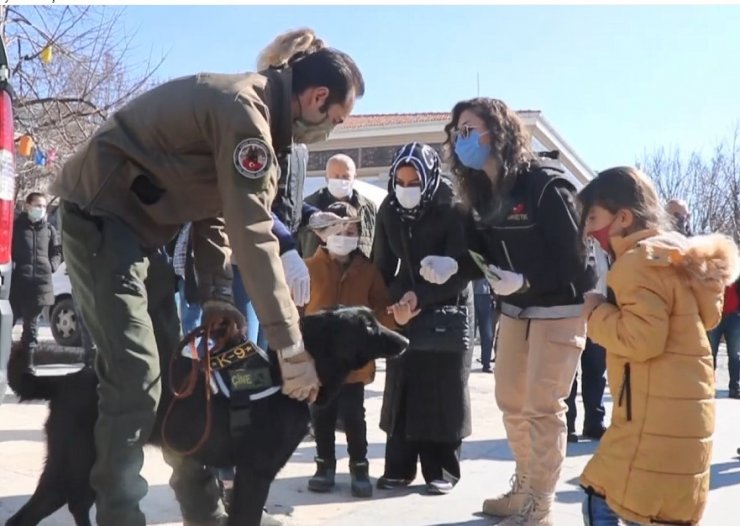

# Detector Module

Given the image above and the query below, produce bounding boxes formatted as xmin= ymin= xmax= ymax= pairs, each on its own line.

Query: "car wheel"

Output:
xmin=50 ymin=297 xmax=82 ymax=347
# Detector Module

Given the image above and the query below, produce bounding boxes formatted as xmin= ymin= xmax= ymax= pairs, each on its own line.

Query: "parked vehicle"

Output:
xmin=0 ymin=36 xmax=17 ymax=404
xmin=45 ymin=262 xmax=80 ymax=347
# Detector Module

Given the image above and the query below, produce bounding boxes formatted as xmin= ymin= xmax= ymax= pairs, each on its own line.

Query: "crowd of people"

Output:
xmin=10 ymin=27 xmax=739 ymax=526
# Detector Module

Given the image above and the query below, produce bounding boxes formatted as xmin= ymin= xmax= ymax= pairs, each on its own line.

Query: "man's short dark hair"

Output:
xmin=25 ymin=192 xmax=46 ymax=205
xmin=291 ymin=48 xmax=365 ymax=107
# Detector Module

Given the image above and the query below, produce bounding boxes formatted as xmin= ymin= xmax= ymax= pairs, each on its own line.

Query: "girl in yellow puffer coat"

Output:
xmin=577 ymin=166 xmax=739 ymax=526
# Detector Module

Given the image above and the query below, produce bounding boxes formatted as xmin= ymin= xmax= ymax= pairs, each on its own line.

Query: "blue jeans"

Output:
xmin=566 ymin=339 xmax=606 ymax=433
xmin=231 ymin=264 xmax=268 ymax=349
xmin=474 ymin=293 xmax=497 ymax=369
xmin=708 ymin=312 xmax=740 ymax=393
xmin=177 ymin=278 xmax=202 ymax=336
xmin=582 ymin=493 xmax=642 ymax=525
xmin=217 ymin=265 xmax=268 ymax=483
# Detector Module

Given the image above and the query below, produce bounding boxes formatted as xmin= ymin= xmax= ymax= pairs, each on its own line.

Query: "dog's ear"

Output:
xmin=299 ymin=312 xmax=333 ymax=358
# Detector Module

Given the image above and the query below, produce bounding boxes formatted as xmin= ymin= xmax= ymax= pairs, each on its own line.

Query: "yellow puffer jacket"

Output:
xmin=581 ymin=229 xmax=740 ymax=526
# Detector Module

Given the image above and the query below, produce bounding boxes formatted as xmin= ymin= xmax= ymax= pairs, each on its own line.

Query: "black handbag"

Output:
xmin=397 ymin=227 xmax=470 ymax=353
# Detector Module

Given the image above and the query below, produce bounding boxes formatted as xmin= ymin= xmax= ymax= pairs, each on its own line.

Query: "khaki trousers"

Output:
xmin=494 ymin=315 xmax=586 ymax=493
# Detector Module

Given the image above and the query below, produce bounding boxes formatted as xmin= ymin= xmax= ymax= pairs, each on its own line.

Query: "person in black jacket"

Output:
xmin=372 ymin=142 xmax=473 ymax=496
xmin=419 ymin=98 xmax=595 ymax=525
xmin=11 ymin=192 xmax=62 ymax=347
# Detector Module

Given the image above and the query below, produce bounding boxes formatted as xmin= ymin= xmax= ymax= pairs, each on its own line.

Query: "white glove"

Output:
xmin=487 ymin=265 xmax=526 ymax=296
xmin=419 ymin=255 xmax=459 ymax=284
xmin=277 ymin=341 xmax=320 ymax=403
xmin=280 ymin=249 xmax=310 ymax=307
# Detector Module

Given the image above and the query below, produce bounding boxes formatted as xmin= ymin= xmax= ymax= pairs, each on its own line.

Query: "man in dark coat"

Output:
xmin=11 ymin=192 xmax=62 ymax=346
xmin=297 ymin=153 xmax=377 ymax=259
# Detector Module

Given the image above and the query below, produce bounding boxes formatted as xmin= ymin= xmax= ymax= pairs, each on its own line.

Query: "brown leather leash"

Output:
xmin=161 ymin=326 xmax=226 ymax=456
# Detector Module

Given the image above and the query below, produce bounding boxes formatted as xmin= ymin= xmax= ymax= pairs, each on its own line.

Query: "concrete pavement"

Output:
xmin=1 ymin=327 xmax=738 ymax=525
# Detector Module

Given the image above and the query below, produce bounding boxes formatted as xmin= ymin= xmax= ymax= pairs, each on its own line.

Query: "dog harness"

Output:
xmin=183 ymin=336 xmax=281 ymax=438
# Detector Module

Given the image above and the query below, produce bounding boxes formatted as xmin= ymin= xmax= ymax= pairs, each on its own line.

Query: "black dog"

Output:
xmin=6 ymin=306 xmax=408 ymax=526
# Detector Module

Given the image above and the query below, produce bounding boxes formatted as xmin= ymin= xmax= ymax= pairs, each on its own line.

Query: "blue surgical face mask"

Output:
xmin=454 ymin=130 xmax=491 ymax=170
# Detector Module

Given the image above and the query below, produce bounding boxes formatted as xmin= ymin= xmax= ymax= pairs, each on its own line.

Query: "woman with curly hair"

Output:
xmin=419 ymin=98 xmax=595 ymax=525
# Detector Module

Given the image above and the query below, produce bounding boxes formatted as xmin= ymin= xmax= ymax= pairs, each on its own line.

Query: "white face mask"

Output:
xmin=27 ymin=206 xmax=46 ymax=222
xmin=327 ymin=179 xmax=353 ymax=200
xmin=327 ymin=235 xmax=359 ymax=256
xmin=395 ymin=186 xmax=422 ymax=209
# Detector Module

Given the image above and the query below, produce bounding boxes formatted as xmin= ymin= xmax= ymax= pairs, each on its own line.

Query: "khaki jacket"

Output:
xmin=582 ymin=229 xmax=739 ymax=525
xmin=304 ymin=248 xmax=396 ymax=384
xmin=51 ymin=69 xmax=301 ymax=349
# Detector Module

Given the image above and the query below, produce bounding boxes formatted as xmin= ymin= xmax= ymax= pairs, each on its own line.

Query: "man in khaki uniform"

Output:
xmin=51 ymin=30 xmax=364 ymax=526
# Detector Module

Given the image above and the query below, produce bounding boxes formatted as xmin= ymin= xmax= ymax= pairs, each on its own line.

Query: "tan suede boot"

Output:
xmin=482 ymin=473 xmax=530 ymax=517
xmin=496 ymin=491 xmax=554 ymax=526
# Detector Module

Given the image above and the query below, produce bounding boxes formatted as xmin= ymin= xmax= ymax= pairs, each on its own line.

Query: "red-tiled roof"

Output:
xmin=338 ymin=111 xmax=540 ymax=130
xmin=338 ymin=113 xmax=450 ymax=129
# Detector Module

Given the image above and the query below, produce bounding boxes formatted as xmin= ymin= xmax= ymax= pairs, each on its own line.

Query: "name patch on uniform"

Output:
xmin=234 ymin=138 xmax=271 ymax=179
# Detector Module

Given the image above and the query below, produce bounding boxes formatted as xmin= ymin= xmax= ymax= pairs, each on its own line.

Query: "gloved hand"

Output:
xmin=277 ymin=340 xmax=320 ymax=403
xmin=202 ymin=300 xmax=247 ymax=340
xmin=419 ymin=255 xmax=459 ymax=284
xmin=280 ymin=249 xmax=310 ymax=307
xmin=487 ymin=265 xmax=527 ymax=296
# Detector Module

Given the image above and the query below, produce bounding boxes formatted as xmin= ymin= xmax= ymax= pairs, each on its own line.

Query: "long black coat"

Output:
xmin=373 ymin=182 xmax=473 ymax=443
xmin=10 ymin=213 xmax=62 ymax=309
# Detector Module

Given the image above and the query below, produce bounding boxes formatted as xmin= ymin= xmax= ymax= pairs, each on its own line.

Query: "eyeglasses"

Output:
xmin=453 ymin=125 xmax=489 ymax=140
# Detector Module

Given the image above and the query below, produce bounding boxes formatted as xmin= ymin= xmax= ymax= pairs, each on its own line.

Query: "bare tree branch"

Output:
xmin=639 ymin=123 xmax=740 ymax=242
xmin=1 ymin=6 xmax=165 ymax=201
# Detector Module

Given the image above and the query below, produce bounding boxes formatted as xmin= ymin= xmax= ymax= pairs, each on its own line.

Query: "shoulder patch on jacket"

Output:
xmin=234 ymin=138 xmax=272 ymax=179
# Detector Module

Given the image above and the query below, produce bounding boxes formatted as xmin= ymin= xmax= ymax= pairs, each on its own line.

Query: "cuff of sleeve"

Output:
xmin=266 ymin=320 xmax=303 ymax=351
xmin=587 ymin=303 xmax=617 ymax=341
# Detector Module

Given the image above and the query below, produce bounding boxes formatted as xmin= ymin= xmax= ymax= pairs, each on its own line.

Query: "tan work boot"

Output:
xmin=496 ymin=491 xmax=554 ymax=526
xmin=482 ymin=473 xmax=530 ymax=517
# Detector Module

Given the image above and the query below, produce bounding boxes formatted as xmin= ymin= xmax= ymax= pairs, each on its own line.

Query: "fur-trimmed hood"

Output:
xmin=611 ymin=229 xmax=740 ymax=329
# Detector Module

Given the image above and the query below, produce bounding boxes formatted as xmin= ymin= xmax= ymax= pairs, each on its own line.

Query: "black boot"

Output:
xmin=350 ymin=460 xmax=373 ymax=498
xmin=308 ymin=458 xmax=336 ymax=493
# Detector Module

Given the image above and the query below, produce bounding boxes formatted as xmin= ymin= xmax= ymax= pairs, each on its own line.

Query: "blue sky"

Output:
xmin=121 ymin=5 xmax=740 ymax=172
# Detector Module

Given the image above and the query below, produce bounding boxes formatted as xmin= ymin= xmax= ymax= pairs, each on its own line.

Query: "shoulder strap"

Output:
xmin=397 ymin=225 xmax=417 ymax=288
xmin=526 ymin=166 xmax=575 ymax=221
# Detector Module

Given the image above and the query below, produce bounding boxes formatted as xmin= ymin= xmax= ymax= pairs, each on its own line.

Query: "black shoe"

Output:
xmin=377 ymin=476 xmax=414 ymax=489
xmin=729 ymin=390 xmax=740 ymax=400
xmin=583 ymin=425 xmax=607 ymax=440
xmin=481 ymin=367 xmax=493 ymax=374
xmin=426 ymin=479 xmax=454 ymax=495
xmin=567 ymin=431 xmax=579 ymax=443
xmin=307 ymin=458 xmax=336 ymax=493
xmin=350 ymin=460 xmax=373 ymax=498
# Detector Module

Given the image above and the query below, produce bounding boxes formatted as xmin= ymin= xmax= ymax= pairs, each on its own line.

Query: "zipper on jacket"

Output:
xmin=32 ymin=224 xmax=37 ymax=283
xmin=500 ymin=240 xmax=515 ymax=271
xmin=618 ymin=363 xmax=632 ymax=422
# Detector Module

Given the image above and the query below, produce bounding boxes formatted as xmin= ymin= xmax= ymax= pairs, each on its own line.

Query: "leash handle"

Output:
xmin=161 ymin=327 xmax=227 ymax=457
